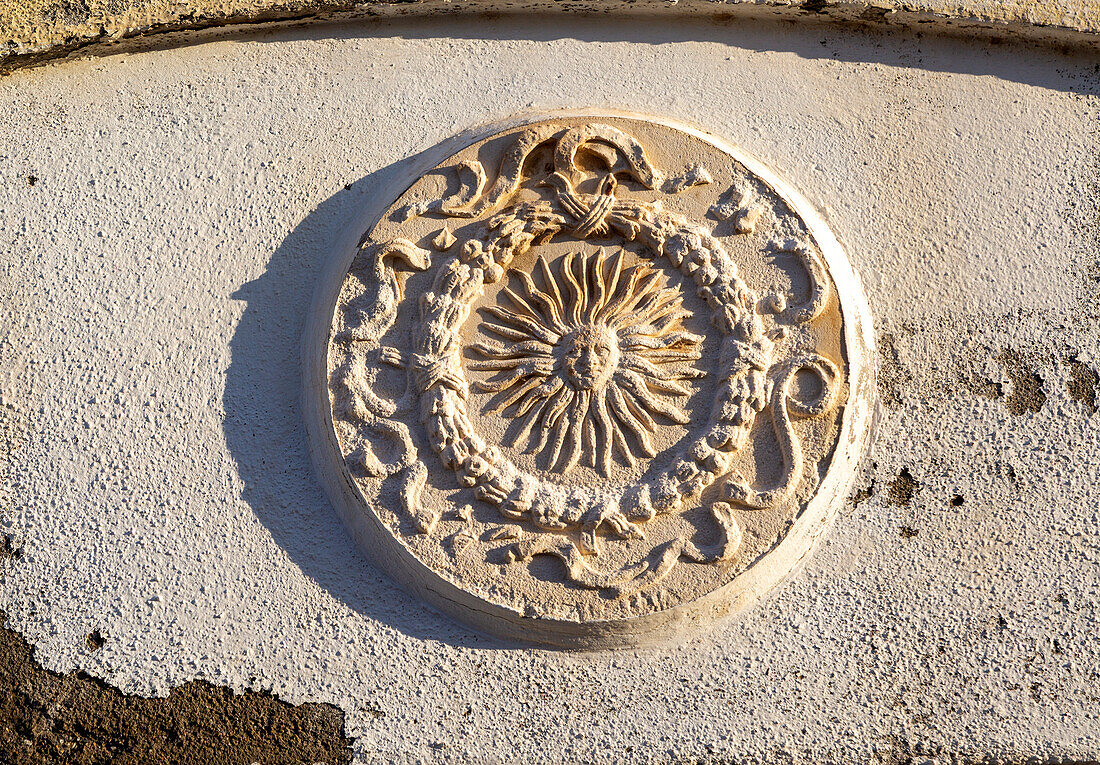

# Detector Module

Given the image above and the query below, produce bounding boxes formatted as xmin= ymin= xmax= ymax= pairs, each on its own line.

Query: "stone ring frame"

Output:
xmin=303 ymin=111 xmax=876 ymax=649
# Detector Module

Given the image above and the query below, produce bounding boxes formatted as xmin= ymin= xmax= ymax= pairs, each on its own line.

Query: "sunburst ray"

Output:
xmin=469 ymin=249 xmax=704 ymax=475
xmin=515 ymin=270 xmax=568 ymax=333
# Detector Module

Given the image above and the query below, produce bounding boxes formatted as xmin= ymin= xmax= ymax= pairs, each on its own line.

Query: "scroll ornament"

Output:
xmin=333 ymin=123 xmax=840 ymax=598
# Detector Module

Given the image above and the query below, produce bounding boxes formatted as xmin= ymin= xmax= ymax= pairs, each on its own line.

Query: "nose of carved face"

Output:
xmin=562 ymin=324 xmax=619 ymax=390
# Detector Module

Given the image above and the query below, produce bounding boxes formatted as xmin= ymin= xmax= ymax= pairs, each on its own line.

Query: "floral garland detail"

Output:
xmin=364 ymin=123 xmax=840 ymax=593
xmin=407 ymin=168 xmax=774 ymax=555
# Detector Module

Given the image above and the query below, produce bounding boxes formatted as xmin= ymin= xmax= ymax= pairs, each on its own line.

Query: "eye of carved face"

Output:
xmin=470 ymin=249 xmax=705 ymax=476
xmin=560 ymin=324 xmax=619 ymax=390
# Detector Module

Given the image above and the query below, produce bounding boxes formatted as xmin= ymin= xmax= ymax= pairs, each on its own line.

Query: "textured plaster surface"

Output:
xmin=1 ymin=15 xmax=1099 ymax=763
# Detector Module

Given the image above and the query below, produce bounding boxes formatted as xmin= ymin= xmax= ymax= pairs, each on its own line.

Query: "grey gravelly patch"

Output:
xmin=996 ymin=348 xmax=1047 ymax=416
xmin=888 ymin=467 xmax=918 ymax=507
xmin=878 ymin=331 xmax=914 ymax=410
xmin=1064 ymin=354 xmax=1099 ymax=413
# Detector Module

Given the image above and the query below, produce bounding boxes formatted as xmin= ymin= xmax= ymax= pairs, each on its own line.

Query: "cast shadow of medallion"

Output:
xmin=223 ymin=145 xmax=519 ymax=651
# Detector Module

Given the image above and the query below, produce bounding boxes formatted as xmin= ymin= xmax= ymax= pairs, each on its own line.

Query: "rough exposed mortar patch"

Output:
xmin=887 ymin=467 xmax=918 ymax=506
xmin=0 ymin=611 xmax=353 ymax=764
xmin=851 ymin=478 xmax=876 ymax=506
xmin=959 ymin=365 xmax=1005 ymax=400
xmin=1064 ymin=354 xmax=1099 ymax=413
xmin=84 ymin=630 xmax=105 ymax=652
xmin=874 ymin=311 xmax=1100 ymax=421
xmin=995 ymin=348 xmax=1047 ymax=416
xmin=0 ymin=534 xmax=21 ymax=559
xmin=878 ymin=331 xmax=913 ymax=410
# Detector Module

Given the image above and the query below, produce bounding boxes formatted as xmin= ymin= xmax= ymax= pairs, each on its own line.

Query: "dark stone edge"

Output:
xmin=2 ymin=0 xmax=1098 ymax=77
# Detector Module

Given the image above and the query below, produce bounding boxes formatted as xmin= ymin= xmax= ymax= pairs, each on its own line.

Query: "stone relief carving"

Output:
xmin=469 ymin=249 xmax=703 ymax=473
xmin=307 ymin=114 xmax=875 ymax=647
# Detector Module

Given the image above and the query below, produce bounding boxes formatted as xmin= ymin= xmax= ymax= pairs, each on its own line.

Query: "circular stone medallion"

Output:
xmin=305 ymin=113 xmax=875 ymax=648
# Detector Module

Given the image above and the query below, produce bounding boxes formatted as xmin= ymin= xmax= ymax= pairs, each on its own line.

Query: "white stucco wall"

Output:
xmin=1 ymin=15 xmax=1098 ymax=762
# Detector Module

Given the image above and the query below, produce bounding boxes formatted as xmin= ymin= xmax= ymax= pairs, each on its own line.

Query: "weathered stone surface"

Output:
xmin=311 ymin=113 xmax=874 ymax=646
xmin=1 ymin=0 xmax=1098 ymax=73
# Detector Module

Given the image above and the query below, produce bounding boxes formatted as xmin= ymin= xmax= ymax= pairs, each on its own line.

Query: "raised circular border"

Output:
xmin=303 ymin=110 xmax=877 ymax=649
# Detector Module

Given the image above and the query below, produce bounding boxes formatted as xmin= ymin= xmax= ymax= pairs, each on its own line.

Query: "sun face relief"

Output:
xmin=559 ymin=323 xmax=618 ymax=391
xmin=470 ymin=250 xmax=702 ymax=475
xmin=312 ymin=115 xmax=875 ymax=647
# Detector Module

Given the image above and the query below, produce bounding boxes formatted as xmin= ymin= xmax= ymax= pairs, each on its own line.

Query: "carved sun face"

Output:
xmin=470 ymin=250 xmax=704 ymax=476
xmin=560 ymin=323 xmax=619 ymax=390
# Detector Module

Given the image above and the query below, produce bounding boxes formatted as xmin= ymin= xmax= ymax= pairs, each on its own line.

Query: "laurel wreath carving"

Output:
xmin=336 ymin=123 xmax=841 ymax=597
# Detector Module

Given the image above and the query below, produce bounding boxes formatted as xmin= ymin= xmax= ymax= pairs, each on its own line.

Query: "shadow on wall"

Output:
xmin=241 ymin=14 xmax=1100 ymax=96
xmin=223 ymin=146 xmax=514 ymax=651
xmin=72 ymin=12 xmax=1100 ymax=96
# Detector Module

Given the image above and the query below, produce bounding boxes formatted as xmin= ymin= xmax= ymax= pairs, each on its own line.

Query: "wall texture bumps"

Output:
xmin=0 ymin=5 xmax=1098 ymax=764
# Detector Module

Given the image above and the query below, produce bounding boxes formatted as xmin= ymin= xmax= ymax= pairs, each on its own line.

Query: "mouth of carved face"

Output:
xmin=560 ymin=323 xmax=619 ymax=391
